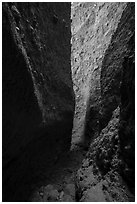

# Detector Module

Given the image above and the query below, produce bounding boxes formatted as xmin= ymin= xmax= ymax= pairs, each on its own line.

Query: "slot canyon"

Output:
xmin=2 ymin=2 xmax=135 ymax=202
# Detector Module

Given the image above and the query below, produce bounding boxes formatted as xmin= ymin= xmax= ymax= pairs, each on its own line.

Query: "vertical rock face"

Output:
xmin=100 ymin=3 xmax=135 ymax=131
xmin=72 ymin=2 xmax=135 ymax=201
xmin=71 ymin=2 xmax=127 ymax=143
xmin=2 ymin=3 xmax=74 ymax=201
xmin=119 ymin=33 xmax=135 ymax=189
xmin=2 ymin=2 xmax=135 ymax=202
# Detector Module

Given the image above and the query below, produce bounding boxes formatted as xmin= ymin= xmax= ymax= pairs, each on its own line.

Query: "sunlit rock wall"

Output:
xmin=72 ymin=2 xmax=135 ymax=197
xmin=71 ymin=2 xmax=127 ymax=142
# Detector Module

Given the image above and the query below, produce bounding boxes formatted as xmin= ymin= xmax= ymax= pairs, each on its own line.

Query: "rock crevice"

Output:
xmin=2 ymin=2 xmax=135 ymax=202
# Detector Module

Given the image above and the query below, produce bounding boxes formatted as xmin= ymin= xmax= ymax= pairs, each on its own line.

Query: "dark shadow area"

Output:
xmin=2 ymin=118 xmax=74 ymax=201
xmin=2 ymin=3 xmax=74 ymax=201
xmin=29 ymin=145 xmax=87 ymax=193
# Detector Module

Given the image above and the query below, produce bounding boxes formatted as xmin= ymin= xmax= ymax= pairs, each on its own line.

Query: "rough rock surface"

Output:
xmin=72 ymin=2 xmax=135 ymax=201
xmin=119 ymin=34 xmax=135 ymax=191
xmin=2 ymin=2 xmax=74 ymax=201
xmin=76 ymin=108 xmax=134 ymax=202
xmin=2 ymin=2 xmax=135 ymax=202
xmin=100 ymin=3 xmax=135 ymax=130
xmin=71 ymin=2 xmax=127 ymax=145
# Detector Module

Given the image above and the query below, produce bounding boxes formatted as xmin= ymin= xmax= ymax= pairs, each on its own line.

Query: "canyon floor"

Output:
xmin=30 ymin=116 xmax=134 ymax=202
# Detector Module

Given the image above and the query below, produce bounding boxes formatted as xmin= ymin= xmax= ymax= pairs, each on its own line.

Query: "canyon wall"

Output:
xmin=119 ymin=33 xmax=135 ymax=190
xmin=71 ymin=2 xmax=127 ymax=143
xmin=2 ymin=2 xmax=135 ymax=202
xmin=2 ymin=2 xmax=74 ymax=201
xmin=72 ymin=2 xmax=135 ymax=201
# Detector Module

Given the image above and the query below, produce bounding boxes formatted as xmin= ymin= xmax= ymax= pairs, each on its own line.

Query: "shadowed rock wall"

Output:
xmin=119 ymin=33 xmax=135 ymax=190
xmin=99 ymin=3 xmax=135 ymax=131
xmin=99 ymin=3 xmax=135 ymax=189
xmin=2 ymin=2 xmax=74 ymax=201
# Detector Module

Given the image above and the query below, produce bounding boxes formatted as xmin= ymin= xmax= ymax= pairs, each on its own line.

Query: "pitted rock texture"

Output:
xmin=99 ymin=3 xmax=135 ymax=130
xmin=2 ymin=2 xmax=135 ymax=202
xmin=72 ymin=1 xmax=134 ymax=202
xmin=119 ymin=34 xmax=135 ymax=191
xmin=76 ymin=108 xmax=134 ymax=202
xmin=2 ymin=2 xmax=74 ymax=201
xmin=71 ymin=2 xmax=127 ymax=144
